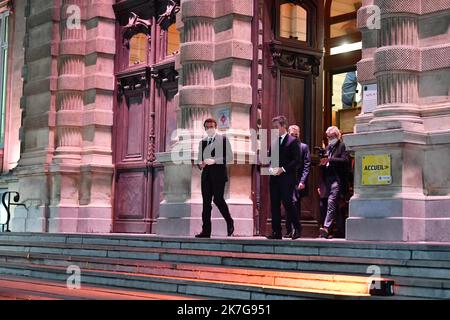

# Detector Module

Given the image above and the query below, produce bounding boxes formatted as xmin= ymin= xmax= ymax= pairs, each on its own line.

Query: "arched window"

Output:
xmin=166 ymin=23 xmax=180 ymax=56
xmin=279 ymin=2 xmax=307 ymax=42
xmin=128 ymin=33 xmax=148 ymax=66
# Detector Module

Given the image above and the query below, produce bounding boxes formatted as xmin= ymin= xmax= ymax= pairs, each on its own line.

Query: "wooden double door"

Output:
xmin=112 ymin=1 xmax=178 ymax=233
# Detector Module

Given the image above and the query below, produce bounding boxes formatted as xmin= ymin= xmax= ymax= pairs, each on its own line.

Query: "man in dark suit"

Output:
xmin=195 ymin=118 xmax=234 ymax=238
xmin=285 ymin=125 xmax=311 ymax=239
xmin=267 ymin=116 xmax=301 ymax=240
xmin=318 ymin=126 xmax=349 ymax=239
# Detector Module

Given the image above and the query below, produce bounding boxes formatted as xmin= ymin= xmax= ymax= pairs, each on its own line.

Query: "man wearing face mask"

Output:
xmin=318 ymin=126 xmax=349 ymax=239
xmin=285 ymin=125 xmax=311 ymax=239
xmin=196 ymin=118 xmax=234 ymax=238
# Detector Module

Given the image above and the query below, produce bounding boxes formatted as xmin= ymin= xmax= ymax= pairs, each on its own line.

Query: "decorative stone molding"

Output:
xmin=374 ymin=47 xmax=421 ymax=73
xmin=116 ymin=67 xmax=151 ymax=100
xmin=182 ymin=63 xmax=213 ymax=86
xmin=157 ymin=0 xmax=180 ymax=30
xmin=151 ymin=61 xmax=179 ymax=91
xmin=268 ymin=40 xmax=321 ymax=77
xmin=122 ymin=12 xmax=152 ymax=48
xmin=379 ymin=16 xmax=418 ymax=47
xmin=374 ymin=0 xmax=421 ymax=15
xmin=356 ymin=58 xmax=376 ymax=83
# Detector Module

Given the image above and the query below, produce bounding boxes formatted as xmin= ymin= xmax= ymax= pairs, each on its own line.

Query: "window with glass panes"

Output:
xmin=0 ymin=10 xmax=9 ymax=148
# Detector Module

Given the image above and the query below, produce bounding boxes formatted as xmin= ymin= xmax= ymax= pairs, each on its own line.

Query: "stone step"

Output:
xmin=0 ymin=239 xmax=449 ymax=282
xmin=0 ymin=275 xmax=200 ymax=300
xmin=0 ymin=261 xmax=376 ymax=300
xmin=2 ymin=250 xmax=448 ymax=299
xmin=1 ymin=233 xmax=450 ymax=268
xmin=0 ymin=250 xmax=381 ymax=295
xmin=0 ymin=233 xmax=449 ymax=299
xmin=3 ymin=233 xmax=450 ymax=256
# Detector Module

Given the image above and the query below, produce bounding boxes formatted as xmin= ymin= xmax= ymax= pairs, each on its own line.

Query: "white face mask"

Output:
xmin=328 ymin=138 xmax=338 ymax=146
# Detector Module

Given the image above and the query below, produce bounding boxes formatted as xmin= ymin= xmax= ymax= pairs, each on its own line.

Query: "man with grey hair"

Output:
xmin=285 ymin=125 xmax=311 ymax=239
xmin=318 ymin=126 xmax=349 ymax=239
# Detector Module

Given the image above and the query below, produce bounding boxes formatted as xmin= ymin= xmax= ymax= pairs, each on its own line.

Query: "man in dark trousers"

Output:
xmin=318 ymin=126 xmax=349 ymax=239
xmin=285 ymin=125 xmax=311 ymax=239
xmin=195 ymin=118 xmax=234 ymax=238
xmin=267 ymin=116 xmax=301 ymax=240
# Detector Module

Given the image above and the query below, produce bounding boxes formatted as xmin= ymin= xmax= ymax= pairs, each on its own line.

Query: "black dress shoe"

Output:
xmin=319 ymin=227 xmax=329 ymax=239
xmin=266 ymin=232 xmax=282 ymax=240
xmin=227 ymin=224 xmax=235 ymax=237
xmin=292 ymin=230 xmax=302 ymax=240
xmin=195 ymin=232 xmax=211 ymax=238
xmin=284 ymin=231 xmax=293 ymax=238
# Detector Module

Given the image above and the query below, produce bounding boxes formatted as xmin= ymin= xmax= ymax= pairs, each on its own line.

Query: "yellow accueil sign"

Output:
xmin=361 ymin=154 xmax=392 ymax=186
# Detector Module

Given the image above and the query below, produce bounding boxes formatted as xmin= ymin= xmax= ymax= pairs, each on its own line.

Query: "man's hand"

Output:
xmin=204 ymin=158 xmax=216 ymax=166
xmin=320 ymin=158 xmax=329 ymax=166
xmin=198 ymin=161 xmax=206 ymax=169
xmin=269 ymin=167 xmax=283 ymax=176
xmin=297 ymin=182 xmax=305 ymax=190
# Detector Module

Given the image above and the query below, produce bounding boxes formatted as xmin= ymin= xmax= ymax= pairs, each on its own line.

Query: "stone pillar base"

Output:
xmin=47 ymin=206 xmax=112 ymax=233
xmin=345 ymin=129 xmax=450 ymax=242
xmin=346 ymin=195 xmax=426 ymax=241
xmin=11 ymin=206 xmax=47 ymax=232
xmin=156 ymin=200 xmax=254 ymax=237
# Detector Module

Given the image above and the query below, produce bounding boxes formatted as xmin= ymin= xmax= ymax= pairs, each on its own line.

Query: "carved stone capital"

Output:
xmin=116 ymin=67 xmax=151 ymax=102
xmin=268 ymin=40 xmax=321 ymax=77
xmin=157 ymin=0 xmax=180 ymax=30
xmin=122 ymin=12 xmax=152 ymax=48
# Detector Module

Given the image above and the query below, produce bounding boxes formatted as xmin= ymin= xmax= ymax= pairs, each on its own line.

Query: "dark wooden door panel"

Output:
xmin=125 ymin=96 xmax=145 ymax=159
xmin=112 ymin=6 xmax=155 ymax=234
xmin=115 ymin=171 xmax=147 ymax=220
xmin=280 ymin=75 xmax=305 ymax=130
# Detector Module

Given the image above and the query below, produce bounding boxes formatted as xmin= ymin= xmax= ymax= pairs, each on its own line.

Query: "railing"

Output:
xmin=1 ymin=192 xmax=26 ymax=232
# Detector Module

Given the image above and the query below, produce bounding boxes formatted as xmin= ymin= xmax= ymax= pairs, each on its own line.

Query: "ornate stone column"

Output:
xmin=345 ymin=0 xmax=450 ymax=241
xmin=48 ymin=0 xmax=85 ymax=231
xmin=12 ymin=0 xmax=115 ymax=233
xmin=156 ymin=0 xmax=255 ymax=236
xmin=354 ymin=0 xmax=377 ymax=132
xmin=77 ymin=0 xmax=115 ymax=232
xmin=12 ymin=0 xmax=61 ymax=231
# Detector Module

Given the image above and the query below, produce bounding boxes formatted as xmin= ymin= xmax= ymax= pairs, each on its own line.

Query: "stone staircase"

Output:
xmin=0 ymin=233 xmax=449 ymax=299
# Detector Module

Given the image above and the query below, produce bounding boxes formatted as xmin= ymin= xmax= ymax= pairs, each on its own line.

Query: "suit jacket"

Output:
xmin=269 ymin=134 xmax=301 ymax=184
xmin=296 ymin=142 xmax=311 ymax=197
xmin=198 ymin=134 xmax=233 ymax=182
xmin=319 ymin=140 xmax=349 ymax=198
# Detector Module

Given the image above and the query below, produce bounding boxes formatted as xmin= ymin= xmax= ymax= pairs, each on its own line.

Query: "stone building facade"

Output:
xmin=0 ymin=0 xmax=448 ymax=242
